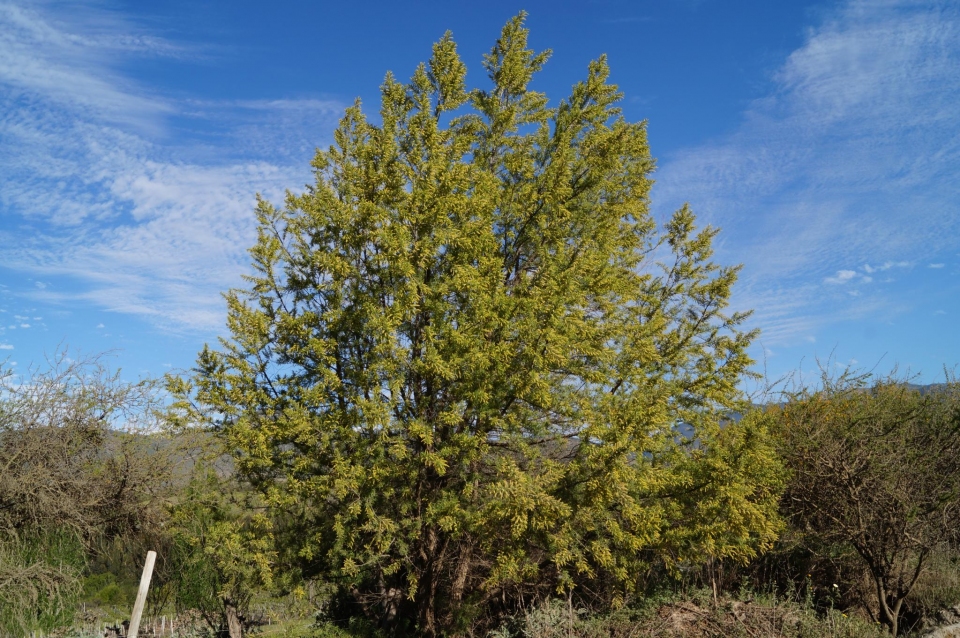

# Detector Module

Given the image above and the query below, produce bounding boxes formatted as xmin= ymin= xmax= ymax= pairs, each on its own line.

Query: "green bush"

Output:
xmin=81 ymin=572 xmax=115 ymax=598
xmin=309 ymin=617 xmax=384 ymax=638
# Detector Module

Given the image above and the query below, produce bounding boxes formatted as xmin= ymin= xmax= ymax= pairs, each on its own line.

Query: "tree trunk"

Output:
xmin=874 ymin=578 xmax=900 ymax=636
xmin=417 ymin=527 xmax=441 ymax=638
xmin=450 ymin=543 xmax=473 ymax=604
xmin=890 ymin=597 xmax=904 ymax=636
xmin=224 ymin=599 xmax=243 ymax=638
xmin=417 ymin=563 xmax=439 ymax=638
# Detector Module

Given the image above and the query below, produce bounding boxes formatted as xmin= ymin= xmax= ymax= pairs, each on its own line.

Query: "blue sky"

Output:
xmin=0 ymin=0 xmax=957 ymax=386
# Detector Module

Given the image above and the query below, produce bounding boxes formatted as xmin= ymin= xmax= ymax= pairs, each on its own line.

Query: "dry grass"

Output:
xmin=489 ymin=591 xmax=888 ymax=638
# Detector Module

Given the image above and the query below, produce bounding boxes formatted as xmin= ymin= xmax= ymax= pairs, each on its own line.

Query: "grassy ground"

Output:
xmin=47 ymin=597 xmax=907 ymax=638
xmin=55 ymin=560 xmax=960 ymax=638
xmin=479 ymin=590 xmax=889 ymax=638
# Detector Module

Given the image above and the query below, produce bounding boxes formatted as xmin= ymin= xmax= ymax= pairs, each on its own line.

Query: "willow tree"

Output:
xmin=173 ymin=14 xmax=782 ymax=636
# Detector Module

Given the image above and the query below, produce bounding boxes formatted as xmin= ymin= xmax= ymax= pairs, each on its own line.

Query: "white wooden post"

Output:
xmin=128 ymin=550 xmax=157 ymax=638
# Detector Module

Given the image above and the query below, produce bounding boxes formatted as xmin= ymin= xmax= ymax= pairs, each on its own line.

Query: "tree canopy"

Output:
xmin=173 ymin=14 xmax=783 ymax=636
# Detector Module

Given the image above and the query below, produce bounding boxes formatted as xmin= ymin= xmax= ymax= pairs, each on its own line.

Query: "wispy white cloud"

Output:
xmin=654 ymin=0 xmax=960 ymax=345
xmin=824 ymin=269 xmax=858 ymax=285
xmin=0 ymin=1 xmax=177 ymax=131
xmin=863 ymin=261 xmax=912 ymax=273
xmin=0 ymin=344 xmax=12 ymax=350
xmin=929 ymin=263 xmax=945 ymax=268
xmin=0 ymin=1 xmax=343 ymax=332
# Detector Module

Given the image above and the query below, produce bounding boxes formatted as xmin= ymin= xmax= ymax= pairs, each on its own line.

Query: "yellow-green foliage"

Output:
xmin=171 ymin=14 xmax=783 ymax=635
xmin=169 ymin=474 xmax=275 ymax=633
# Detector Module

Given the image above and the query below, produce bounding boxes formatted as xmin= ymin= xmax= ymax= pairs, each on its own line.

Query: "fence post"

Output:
xmin=128 ymin=550 xmax=157 ymax=638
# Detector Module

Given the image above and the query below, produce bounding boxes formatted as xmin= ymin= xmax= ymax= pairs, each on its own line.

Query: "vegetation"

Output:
xmin=483 ymin=590 xmax=890 ymax=638
xmin=0 ymin=353 xmax=170 ymax=636
xmin=775 ymin=373 xmax=960 ymax=635
xmin=171 ymin=12 xmax=781 ymax=637
xmin=168 ymin=472 xmax=276 ymax=637
xmin=3 ymin=15 xmax=960 ymax=638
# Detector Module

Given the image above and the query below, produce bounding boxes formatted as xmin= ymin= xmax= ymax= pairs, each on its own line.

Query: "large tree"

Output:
xmin=174 ymin=14 xmax=782 ymax=636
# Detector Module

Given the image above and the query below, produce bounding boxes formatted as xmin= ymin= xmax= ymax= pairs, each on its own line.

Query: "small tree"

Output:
xmin=776 ymin=373 xmax=960 ymax=635
xmin=169 ymin=472 xmax=275 ymax=638
xmin=173 ymin=14 xmax=782 ymax=635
